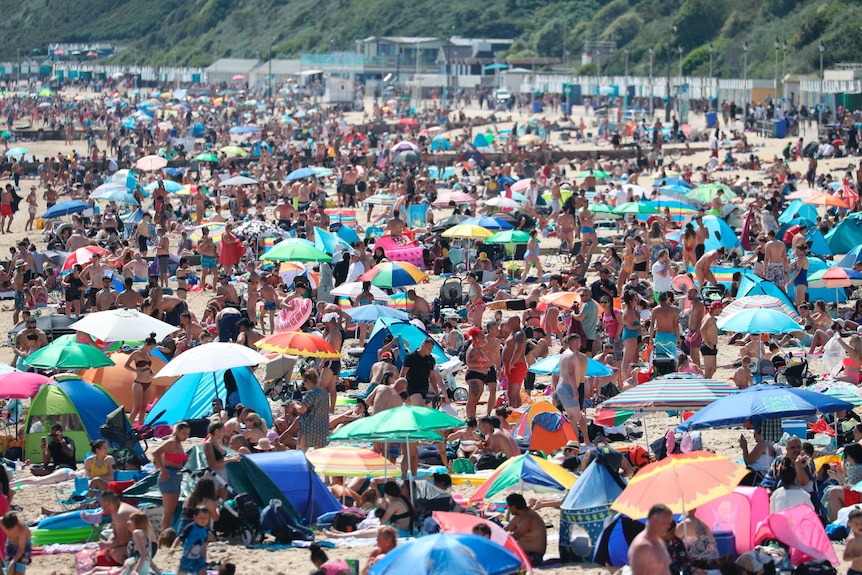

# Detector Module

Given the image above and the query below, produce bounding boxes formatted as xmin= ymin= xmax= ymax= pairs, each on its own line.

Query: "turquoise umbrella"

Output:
xmin=261 ymin=239 xmax=331 ymax=262
xmin=716 ymin=308 xmax=801 ymax=334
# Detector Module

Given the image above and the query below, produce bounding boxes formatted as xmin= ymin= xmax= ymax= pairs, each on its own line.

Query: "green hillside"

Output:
xmin=1 ymin=0 xmax=859 ymax=78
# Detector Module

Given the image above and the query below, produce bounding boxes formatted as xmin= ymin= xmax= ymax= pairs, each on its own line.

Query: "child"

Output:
xmin=843 ymin=508 xmax=862 ymax=573
xmin=174 ymin=506 xmax=210 ymax=575
xmin=1 ymin=511 xmax=32 ymax=574
xmin=733 ymin=356 xmax=754 ymax=389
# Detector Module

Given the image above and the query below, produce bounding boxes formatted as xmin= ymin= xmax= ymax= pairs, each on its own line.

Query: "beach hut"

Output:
xmin=559 ymin=461 xmax=627 ymax=561
xmin=512 ymin=401 xmax=578 ymax=454
xmin=246 ymin=451 xmax=341 ymax=523
xmin=24 ymin=375 xmax=142 ymax=463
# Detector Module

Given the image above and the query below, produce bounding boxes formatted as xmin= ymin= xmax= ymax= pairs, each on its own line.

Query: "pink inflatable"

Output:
xmin=754 ymin=505 xmax=839 ymax=565
xmin=274 ymin=297 xmax=313 ymax=332
xmin=373 ymin=236 xmax=425 ymax=269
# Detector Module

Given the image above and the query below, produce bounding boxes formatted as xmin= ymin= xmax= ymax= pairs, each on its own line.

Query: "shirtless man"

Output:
xmin=629 ymin=504 xmax=674 ymax=575
xmin=341 ymin=165 xmax=358 ymax=208
xmin=368 ymin=348 xmax=399 ymax=390
xmin=501 ymin=317 xmax=528 ymax=409
xmin=176 ymin=312 xmax=204 ymax=353
xmin=259 ymin=274 xmax=280 ymax=334
xmin=464 ymin=327 xmax=491 ymax=419
xmin=215 ymin=274 xmax=240 ymax=308
xmin=384 ymin=209 xmax=406 ymax=237
xmin=274 ymin=199 xmax=293 ymax=228
xmin=700 ymin=301 xmax=722 ymax=378
xmin=98 ymin=491 xmax=139 ymax=566
xmin=685 ymin=288 xmax=706 ymax=367
xmin=155 ymin=228 xmax=170 ymax=288
xmin=367 ymin=375 xmax=407 ymax=415
xmin=320 ymin=314 xmax=344 ymax=413
xmin=558 ymin=333 xmax=589 ymax=446
xmin=116 ymin=278 xmax=144 ymax=310
xmin=65 ymin=228 xmax=91 ymax=252
xmin=80 ymin=254 xmax=114 ymax=313
xmin=406 ymin=288 xmax=431 ymax=323
xmin=693 ymin=247 xmax=724 ymax=289
xmin=651 ymin=291 xmax=681 ymax=355
xmin=96 ymin=276 xmax=118 ymax=311
xmin=197 ymin=227 xmax=217 ymax=291
xmin=0 ymin=185 xmax=13 ymax=234
xmin=505 ymin=494 xmax=548 ymax=567
xmin=477 ymin=416 xmax=519 ymax=459
xmin=694 ymin=214 xmax=708 ymax=260
xmin=483 ymin=321 xmax=503 ymax=417
xmin=578 ymin=200 xmax=598 ymax=260
xmin=122 ymin=252 xmax=149 ymax=282
xmin=764 ymin=229 xmax=788 ymax=289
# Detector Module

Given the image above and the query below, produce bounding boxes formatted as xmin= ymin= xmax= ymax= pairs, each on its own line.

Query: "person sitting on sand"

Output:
xmin=362 ymin=526 xmax=397 ymax=575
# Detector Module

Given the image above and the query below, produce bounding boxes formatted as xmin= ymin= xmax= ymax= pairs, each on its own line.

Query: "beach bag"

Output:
xmin=476 ymin=452 xmax=507 ymax=470
xmin=793 ymin=561 xmax=837 ymax=575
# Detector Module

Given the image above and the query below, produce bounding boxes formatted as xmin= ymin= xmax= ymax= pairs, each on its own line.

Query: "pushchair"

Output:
xmin=261 ymin=354 xmax=300 ymax=403
xmin=775 ymin=355 xmax=814 ymax=388
xmin=213 ymin=492 xmax=264 ymax=545
xmin=435 ymin=276 xmax=465 ymax=322
xmin=100 ymin=406 xmax=161 ymax=464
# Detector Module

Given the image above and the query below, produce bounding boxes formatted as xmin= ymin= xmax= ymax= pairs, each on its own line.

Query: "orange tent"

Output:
xmin=513 ymin=401 xmax=578 ymax=454
xmin=82 ymin=352 xmax=177 ymax=411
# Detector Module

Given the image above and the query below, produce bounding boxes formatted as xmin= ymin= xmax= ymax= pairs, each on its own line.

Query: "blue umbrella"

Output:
xmin=228 ymin=126 xmax=261 ymax=134
xmin=460 ymin=216 xmax=513 ymax=230
xmin=652 ymin=177 xmax=691 ymax=188
xmin=162 ymin=167 xmax=185 ymax=177
xmin=716 ymin=308 xmax=801 ymax=334
xmin=313 ymin=226 xmax=351 ymax=255
xmin=5 ymin=147 xmax=28 ymax=158
xmin=657 ymin=186 xmax=699 ymax=204
xmin=285 ymin=167 xmax=316 ymax=181
xmin=43 ymin=200 xmax=90 ymax=219
xmin=369 ymin=533 xmax=521 ymax=575
xmin=346 ymin=305 xmax=409 ymax=324
xmin=89 ymin=189 xmax=139 ymax=205
xmin=677 ymin=384 xmax=853 ymax=431
xmin=144 ymin=179 xmax=185 ymax=193
xmin=839 ymin=245 xmax=862 ymax=268
xmin=528 ymin=354 xmax=613 ymax=377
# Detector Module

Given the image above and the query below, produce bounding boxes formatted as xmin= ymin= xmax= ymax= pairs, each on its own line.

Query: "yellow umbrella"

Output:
xmin=220 ymin=145 xmax=248 ymax=157
xmin=306 ymin=446 xmax=400 ymax=477
xmin=441 ymin=224 xmax=494 ymax=240
xmin=611 ymin=451 xmax=748 ymax=519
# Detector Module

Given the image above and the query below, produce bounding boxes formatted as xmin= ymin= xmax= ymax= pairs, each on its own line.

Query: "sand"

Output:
xmin=0 ymin=93 xmax=849 ymax=574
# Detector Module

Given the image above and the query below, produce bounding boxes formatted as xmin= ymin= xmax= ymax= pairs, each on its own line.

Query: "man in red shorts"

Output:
xmin=502 ymin=316 xmax=528 ymax=409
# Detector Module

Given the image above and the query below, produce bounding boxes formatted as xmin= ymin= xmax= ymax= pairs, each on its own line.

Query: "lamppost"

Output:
xmin=666 ymin=25 xmax=676 ymax=122
xmin=648 ymin=47 xmax=654 ymax=117
xmin=742 ymin=42 xmax=748 ymax=81
xmin=818 ymin=42 xmax=825 ymax=127
xmin=269 ymin=37 xmax=275 ymax=101
xmin=677 ymin=46 xmax=683 ymax=77
xmin=774 ymin=38 xmax=780 ymax=101
xmin=782 ymin=40 xmax=787 ymax=82
xmin=624 ymin=47 xmax=629 ymax=79
xmin=708 ymin=44 xmax=714 ymax=110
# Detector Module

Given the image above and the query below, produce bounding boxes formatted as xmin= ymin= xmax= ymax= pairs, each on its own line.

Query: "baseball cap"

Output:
xmin=709 ymin=301 xmax=723 ymax=311
xmin=381 ymin=351 xmax=393 ymax=360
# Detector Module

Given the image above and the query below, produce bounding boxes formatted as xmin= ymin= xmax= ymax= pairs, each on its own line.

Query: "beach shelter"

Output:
xmin=753 ymin=505 xmax=839 ymax=566
xmin=778 ymin=200 xmax=818 ymax=225
xmin=247 ymin=451 xmax=341 ymax=524
xmin=694 ymin=215 xmax=742 ymax=253
xmin=511 ymin=401 xmax=577 ymax=453
xmin=144 ymin=367 xmax=272 ymax=427
xmin=694 ymin=486 xmax=769 ymax=556
xmin=592 ymin=514 xmax=644 ymax=567
xmin=24 ymin=375 xmax=144 ymax=463
xmin=356 ymin=320 xmax=449 ymax=382
xmin=825 ymin=213 xmax=862 ymax=254
xmin=560 ymin=460 xmax=626 ymax=561
xmin=803 ymin=228 xmax=833 ymax=258
xmin=82 ymin=352 xmax=178 ymax=412
xmin=735 ymin=272 xmax=796 ymax=310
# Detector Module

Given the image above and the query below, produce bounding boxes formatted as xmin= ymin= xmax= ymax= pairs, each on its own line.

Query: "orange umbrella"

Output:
xmin=255 ymin=331 xmax=341 ymax=358
xmin=803 ymin=193 xmax=848 ymax=208
xmin=611 ymin=451 xmax=748 ymax=519
xmin=539 ymin=291 xmax=581 ymax=309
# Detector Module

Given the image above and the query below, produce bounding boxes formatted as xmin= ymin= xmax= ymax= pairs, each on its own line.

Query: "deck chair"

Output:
xmin=53 ymin=476 xmax=94 ymax=511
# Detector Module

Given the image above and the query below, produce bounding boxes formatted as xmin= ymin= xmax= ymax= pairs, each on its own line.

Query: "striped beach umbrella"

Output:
xmin=719 ymin=295 xmax=800 ymax=323
xmin=363 ymin=194 xmax=398 ymax=206
xmin=613 ymin=201 xmax=658 ymax=215
xmin=189 ymin=222 xmax=226 ymax=243
xmin=255 ymin=332 xmax=340 ymax=358
xmin=306 ymin=446 xmax=399 ymax=477
xmin=806 ymin=382 xmax=862 ymax=408
xmin=598 ymin=378 xmax=737 ymax=412
xmin=360 ymin=262 xmax=427 ymax=288
xmin=469 ymin=454 xmax=575 ymax=502
xmin=61 ymin=245 xmax=111 ymax=274
xmin=388 ymin=292 xmax=414 ymax=310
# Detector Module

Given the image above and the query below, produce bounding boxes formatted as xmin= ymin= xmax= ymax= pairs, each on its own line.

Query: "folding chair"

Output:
xmin=53 ymin=476 xmax=95 ymax=511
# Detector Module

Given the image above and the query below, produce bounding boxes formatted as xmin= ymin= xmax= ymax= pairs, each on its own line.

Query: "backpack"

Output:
xmin=792 ymin=561 xmax=837 ymax=575
xmin=260 ymin=499 xmax=314 ymax=543
xmin=332 ymin=508 xmax=366 ymax=533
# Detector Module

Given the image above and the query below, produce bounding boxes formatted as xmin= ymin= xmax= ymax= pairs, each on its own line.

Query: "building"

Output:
xmin=204 ymin=58 xmax=261 ymax=85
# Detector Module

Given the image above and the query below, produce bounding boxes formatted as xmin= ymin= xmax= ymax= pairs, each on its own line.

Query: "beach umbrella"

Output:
xmin=528 ymin=354 xmax=613 ymax=377
xmin=787 ymin=188 xmax=821 ymax=200
xmin=359 ymin=262 xmax=427 ymax=288
xmin=838 ymin=245 xmax=862 ymax=268
xmin=803 ymin=193 xmax=848 ymax=208
xmin=578 ymin=170 xmax=610 ymax=179
xmin=677 ymin=384 xmax=854 ymax=431
xmin=388 ymin=292 xmax=413 ymax=310
xmin=313 ymin=226 xmax=352 ymax=255
xmin=345 ymin=304 xmax=409 ymax=324
xmin=432 ymin=214 xmax=469 ymax=230
xmin=233 ymin=220 xmax=284 ymax=241
xmin=539 ymin=291 xmax=580 ymax=309
xmin=5 ymin=147 xmax=28 ymax=158
xmin=589 ymin=204 xmax=622 ymax=219
xmin=808 ymin=267 xmax=862 ymax=289
xmin=195 ymin=152 xmax=219 ymax=163
xmin=716 ymin=308 xmax=801 ymax=334
xmin=260 ymin=240 xmax=332 ymax=263
xmin=0 ymin=372 xmax=53 ymax=399
xmin=69 ymin=309 xmax=178 ymax=342
xmin=329 ymin=405 xmax=463 ymax=442
xmin=219 ymin=145 xmax=248 ymax=156
xmin=24 ymin=342 xmax=115 ymax=370
xmin=393 ymin=142 xmax=420 ymax=152
xmin=613 ymin=201 xmax=658 ymax=215
xmin=89 ymin=188 xmax=139 ymax=205
xmin=306 ymin=446 xmax=400 ymax=477
xmin=485 ymin=196 xmax=521 ymax=209
xmin=369 ymin=533 xmax=522 ymax=575
xmin=43 ymin=200 xmax=91 ymax=219
xmin=460 ymin=216 xmax=513 ymax=231
xmin=228 ymin=126 xmax=261 ymax=134
xmin=657 ymin=185 xmax=699 ymax=204
xmin=806 ymin=382 xmax=862 ymax=408
xmin=255 ymin=332 xmax=340 ymax=359
xmin=687 ymin=184 xmax=732 ymax=204
xmin=189 ymin=223 xmax=227 ymax=244
xmin=593 ymin=409 xmax=636 ymax=427
xmin=154 ymin=342 xmax=267 ymax=378
xmin=433 ymin=191 xmax=477 ymax=206
xmin=517 ymin=134 xmax=541 ymax=146
xmin=486 ymin=230 xmax=531 ymax=245
xmin=331 ymin=282 xmax=390 ymax=302
xmin=611 ymin=451 xmax=747 ymax=519
xmin=144 ymin=180 xmax=185 ymax=193
xmin=135 ymin=155 xmax=168 ymax=172
xmin=393 ymin=150 xmax=421 ymax=164
xmin=541 ymin=189 xmax=575 ymax=205
xmin=363 ymin=194 xmax=398 ymax=206
xmin=441 ymin=224 xmax=494 ymax=240
xmin=469 ymin=454 xmax=575 ymax=502
xmin=60 ymin=245 xmax=110 ymax=274
xmin=397 ymin=118 xmax=419 ymax=127
xmin=285 ymin=167 xmax=316 ymax=181
xmin=653 ymin=177 xmax=691 ymax=189
xmin=598 ymin=378 xmax=737 ymax=412
xmin=432 ymin=512 xmax=533 ymax=574
xmin=718 ymin=295 xmax=800 ymax=323
xmin=219 ymin=175 xmax=258 ymax=187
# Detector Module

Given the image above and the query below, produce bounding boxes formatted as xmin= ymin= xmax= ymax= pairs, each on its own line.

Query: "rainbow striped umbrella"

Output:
xmin=360 ymin=262 xmax=427 ymax=288
xmin=255 ymin=331 xmax=340 ymax=358
xmin=189 ymin=222 xmax=226 ymax=243
xmin=469 ymin=454 xmax=575 ymax=502
xmin=306 ymin=446 xmax=400 ymax=477
xmin=806 ymin=382 xmax=862 ymax=408
xmin=719 ymin=295 xmax=800 ymax=323
xmin=388 ymin=292 xmax=414 ymax=310
xmin=598 ymin=377 xmax=737 ymax=412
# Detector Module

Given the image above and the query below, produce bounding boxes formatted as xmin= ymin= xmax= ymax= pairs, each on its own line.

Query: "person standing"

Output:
xmin=558 ymin=334 xmax=589 ymax=446
xmin=197 ymin=227 xmax=217 ymax=291
xmin=289 ymin=369 xmax=330 ymax=452
xmin=156 ymin=227 xmax=170 ymax=288
xmin=153 ymin=422 xmax=190 ymax=531
xmin=400 ymin=338 xmax=440 ymax=407
xmin=700 ymin=302 xmax=722 ymax=378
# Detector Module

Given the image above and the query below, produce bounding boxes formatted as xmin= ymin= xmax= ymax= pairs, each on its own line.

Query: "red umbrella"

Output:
xmin=432 ymin=511 xmax=533 ymax=574
xmin=61 ymin=246 xmax=110 ymax=274
xmin=232 ymin=74 xmax=245 ymax=81
xmin=0 ymin=372 xmax=53 ymax=398
xmin=398 ymin=118 xmax=419 ymax=126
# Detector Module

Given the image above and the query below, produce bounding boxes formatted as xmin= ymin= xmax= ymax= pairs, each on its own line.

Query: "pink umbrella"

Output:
xmin=433 ymin=191 xmax=477 ymax=206
xmin=0 ymin=372 xmax=53 ymax=398
xmin=786 ymin=188 xmax=821 ymax=200
xmin=509 ymin=179 xmax=533 ymax=193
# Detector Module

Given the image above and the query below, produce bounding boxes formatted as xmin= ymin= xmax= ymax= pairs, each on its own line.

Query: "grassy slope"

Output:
xmin=0 ymin=0 xmax=858 ymax=77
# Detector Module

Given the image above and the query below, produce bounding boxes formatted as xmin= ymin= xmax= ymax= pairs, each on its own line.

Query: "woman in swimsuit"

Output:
xmin=84 ymin=439 xmax=115 ymax=491
xmin=648 ymin=221 xmax=666 ymax=265
xmin=620 ymin=291 xmax=641 ymax=370
xmin=466 ymin=273 xmax=485 ymax=328
xmin=153 ymin=421 xmax=190 ymax=531
xmin=682 ymin=223 xmax=697 ymax=269
xmin=632 ymin=236 xmax=649 ymax=280
xmin=124 ymin=333 xmax=157 ymax=427
xmin=381 ymin=481 xmax=414 ymax=535
xmin=618 ymin=238 xmax=635 ymax=296
xmin=600 ymin=297 xmax=623 ymax=360
xmin=835 ymin=334 xmax=862 ymax=385
xmin=522 ymin=302 xmax=542 ymax=331
xmin=204 ymin=422 xmax=240 ymax=500
xmin=787 ymin=244 xmax=809 ymax=308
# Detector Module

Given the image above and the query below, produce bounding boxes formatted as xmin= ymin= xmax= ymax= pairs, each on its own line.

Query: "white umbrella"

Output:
xmin=69 ymin=308 xmax=179 ymax=342
xmin=136 ymin=155 xmax=168 ymax=171
xmin=219 ymin=175 xmax=259 ymax=187
xmin=154 ymin=342 xmax=268 ymax=378
xmin=331 ymin=282 xmax=390 ymax=302
xmin=485 ymin=196 xmax=521 ymax=209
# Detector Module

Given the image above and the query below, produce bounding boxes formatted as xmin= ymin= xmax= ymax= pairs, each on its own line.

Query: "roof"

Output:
xmin=254 ymin=59 xmax=302 ymax=75
xmin=204 ymin=58 xmax=261 ymax=73
xmin=359 ymin=36 xmax=441 ymax=45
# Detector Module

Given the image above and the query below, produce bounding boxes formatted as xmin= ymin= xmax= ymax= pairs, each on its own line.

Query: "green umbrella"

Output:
xmin=540 ymin=189 xmax=574 ymax=204
xmin=613 ymin=201 xmax=659 ymax=215
xmin=1 ymin=131 xmax=11 ymax=139
xmin=485 ymin=230 xmax=531 ymax=244
xmin=328 ymin=405 xmax=464 ymax=441
xmin=577 ymin=169 xmax=611 ymax=179
xmin=687 ymin=183 xmax=733 ymax=204
xmin=195 ymin=152 xmax=219 ymax=163
xmin=24 ymin=342 xmax=115 ymax=370
xmin=312 ymin=167 xmax=333 ymax=177
xmin=260 ymin=240 xmax=332 ymax=262
xmin=589 ymin=203 xmax=623 ymax=219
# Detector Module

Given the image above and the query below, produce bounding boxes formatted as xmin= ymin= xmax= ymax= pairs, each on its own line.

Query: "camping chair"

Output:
xmin=100 ymin=406 xmax=158 ymax=464
xmin=447 ymin=248 xmax=467 ymax=273
xmin=53 ymin=476 xmax=96 ymax=511
xmin=262 ymin=355 xmax=299 ymax=403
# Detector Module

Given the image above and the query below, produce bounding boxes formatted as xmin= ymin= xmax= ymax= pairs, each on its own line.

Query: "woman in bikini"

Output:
xmin=835 ymin=334 xmax=862 ymax=384
xmin=681 ymin=223 xmax=697 ymax=270
xmin=84 ymin=439 xmax=115 ymax=491
xmin=124 ymin=333 xmax=157 ymax=427
xmin=647 ymin=221 xmax=666 ymax=265
xmin=153 ymin=422 xmax=190 ymax=531
xmin=466 ymin=273 xmax=485 ymax=328
xmin=632 ymin=236 xmax=649 ymax=280
xmin=618 ymin=238 xmax=635 ymax=296
xmin=620 ymin=291 xmax=641 ymax=371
